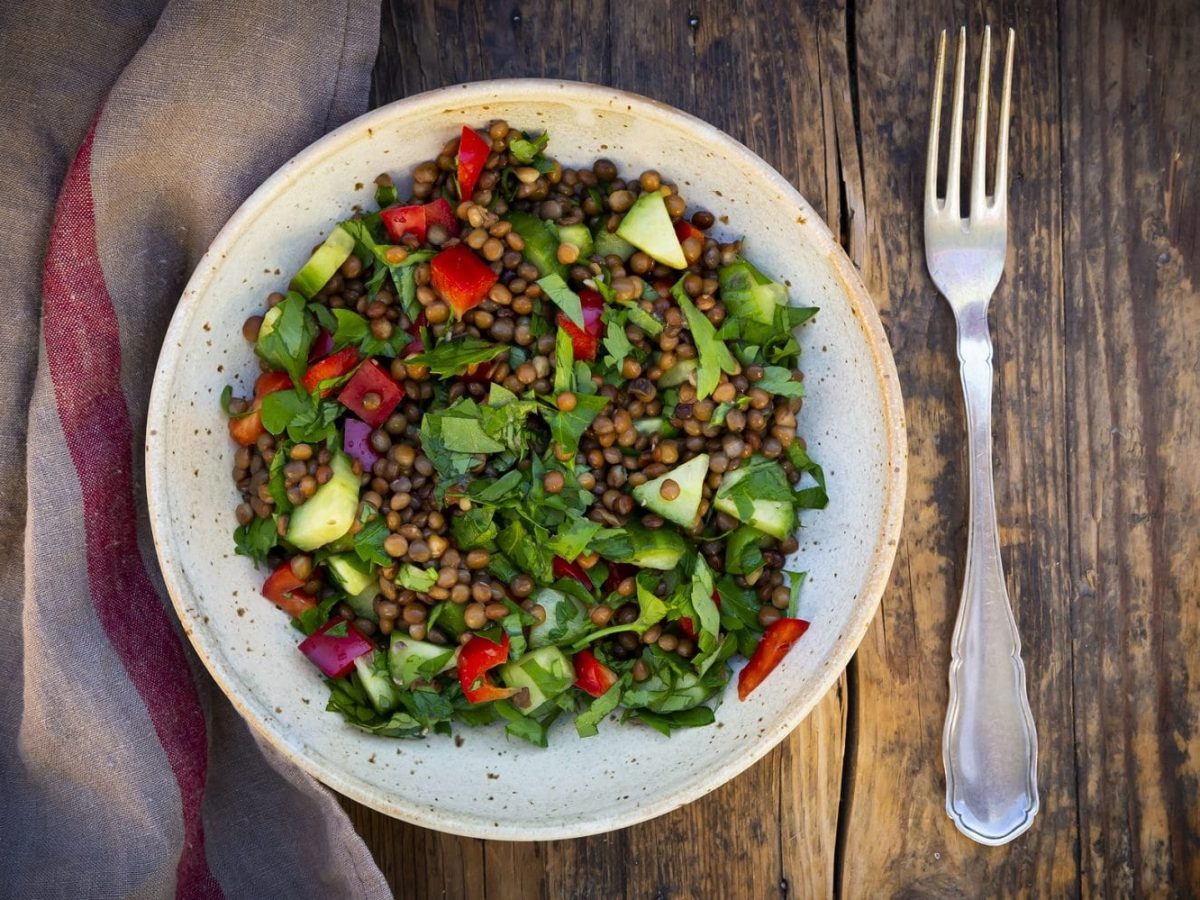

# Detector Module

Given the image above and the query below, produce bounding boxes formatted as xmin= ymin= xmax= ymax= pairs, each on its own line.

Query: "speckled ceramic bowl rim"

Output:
xmin=146 ymin=78 xmax=906 ymax=840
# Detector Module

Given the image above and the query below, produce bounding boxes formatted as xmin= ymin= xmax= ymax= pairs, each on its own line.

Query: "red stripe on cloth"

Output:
xmin=42 ymin=119 xmax=223 ymax=900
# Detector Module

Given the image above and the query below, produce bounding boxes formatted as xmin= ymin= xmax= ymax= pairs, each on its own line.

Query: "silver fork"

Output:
xmin=925 ymin=26 xmax=1038 ymax=846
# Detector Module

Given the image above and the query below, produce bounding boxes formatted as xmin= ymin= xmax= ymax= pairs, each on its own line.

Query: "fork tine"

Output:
xmin=926 ymin=29 xmax=947 ymax=210
xmin=993 ymin=28 xmax=1015 ymax=206
xmin=944 ymin=27 xmax=967 ymax=214
xmin=970 ymin=27 xmax=992 ymax=215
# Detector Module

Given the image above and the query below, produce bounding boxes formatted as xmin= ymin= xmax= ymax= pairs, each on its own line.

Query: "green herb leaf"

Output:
xmin=575 ymin=680 xmax=622 ymax=738
xmin=690 ymin=557 xmax=720 ymax=640
xmin=441 ymin=415 xmax=506 ymax=454
xmin=601 ymin=309 xmax=636 ymax=373
xmin=233 ymin=516 xmax=278 ymax=566
xmin=546 ymin=392 xmax=607 ymax=459
xmin=397 ymin=564 xmax=437 ymax=593
xmin=785 ymin=570 xmax=807 ymax=619
xmin=508 ymin=131 xmax=550 ymax=164
xmin=673 ymin=282 xmax=737 ymax=399
xmin=537 ymin=274 xmax=584 ymax=329
xmin=553 ymin=326 xmax=575 ymax=395
xmin=493 ymin=700 xmax=553 ymax=747
xmin=786 ymin=443 xmax=829 ymax=510
xmin=219 ymin=385 xmax=233 ymax=416
xmin=626 ymin=306 xmax=663 ymax=336
xmin=352 ymin=515 xmax=392 ymax=567
xmin=451 ymin=506 xmax=498 ymax=549
xmin=326 ymin=677 xmax=427 ymax=738
xmin=756 ymin=366 xmax=806 ymax=398
xmin=625 ymin=705 xmax=715 ymax=735
xmin=258 ymin=388 xmax=309 ymax=435
xmin=331 ymin=308 xmax=370 ymax=348
xmin=294 ymin=593 xmax=341 ymax=636
xmin=546 ymin=514 xmax=601 ymax=561
xmin=255 ymin=291 xmax=317 ymax=386
xmin=404 ymin=337 xmax=507 ymax=376
xmin=375 ymin=181 xmax=398 ymax=207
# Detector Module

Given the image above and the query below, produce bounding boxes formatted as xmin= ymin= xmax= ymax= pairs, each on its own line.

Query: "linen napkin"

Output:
xmin=1 ymin=1 xmax=393 ymax=896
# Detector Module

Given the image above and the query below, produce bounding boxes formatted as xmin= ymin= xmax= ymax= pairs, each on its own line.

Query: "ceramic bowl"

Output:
xmin=146 ymin=79 xmax=906 ymax=840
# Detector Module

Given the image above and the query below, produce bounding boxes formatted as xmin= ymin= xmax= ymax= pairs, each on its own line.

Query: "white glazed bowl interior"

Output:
xmin=147 ymin=79 xmax=905 ymax=840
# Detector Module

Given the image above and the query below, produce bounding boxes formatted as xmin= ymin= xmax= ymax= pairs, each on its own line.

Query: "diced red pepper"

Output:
xmin=254 ymin=370 xmax=294 ymax=398
xmin=230 ymin=371 xmax=294 ymax=445
xmin=228 ymin=407 xmax=265 ymax=446
xmin=262 ymin=559 xmax=317 ymax=619
xmin=337 ymin=359 xmax=405 ymax=428
xmin=457 ymin=633 xmax=516 ymax=704
xmin=573 ymin=649 xmax=618 ymax=698
xmin=601 ymin=563 xmax=637 ymax=595
xmin=298 ymin=617 xmax=375 ymax=678
xmin=430 ymin=244 xmax=498 ymax=316
xmin=381 ymin=204 xmax=427 ymax=243
xmin=456 ymin=126 xmax=491 ymax=201
xmin=556 ymin=288 xmax=605 ymax=361
xmin=674 ymin=220 xmax=705 ymax=245
xmin=737 ymin=617 xmax=810 ymax=701
xmin=423 ymin=197 xmax=460 ymax=237
xmin=553 ymin=556 xmax=592 ymax=590
xmin=301 ymin=345 xmax=360 ymax=396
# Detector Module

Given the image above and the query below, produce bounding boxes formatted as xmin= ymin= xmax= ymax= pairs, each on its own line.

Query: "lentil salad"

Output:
xmin=222 ymin=122 xmax=827 ymax=745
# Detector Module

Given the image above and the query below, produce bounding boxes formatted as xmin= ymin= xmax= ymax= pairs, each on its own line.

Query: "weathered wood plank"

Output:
xmin=837 ymin=0 xmax=1080 ymax=895
xmin=1059 ymin=0 xmax=1200 ymax=894
xmin=347 ymin=1 xmax=856 ymax=897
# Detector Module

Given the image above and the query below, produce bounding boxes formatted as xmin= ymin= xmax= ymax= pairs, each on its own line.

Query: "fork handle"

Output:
xmin=943 ymin=302 xmax=1039 ymax=845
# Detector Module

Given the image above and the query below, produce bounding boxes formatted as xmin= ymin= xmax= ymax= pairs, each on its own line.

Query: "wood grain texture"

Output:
xmin=342 ymin=0 xmax=1200 ymax=895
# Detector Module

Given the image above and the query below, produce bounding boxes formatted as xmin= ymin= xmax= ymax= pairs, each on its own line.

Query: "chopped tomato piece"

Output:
xmin=423 ymin=197 xmax=460 ymax=237
xmin=573 ymin=649 xmax=618 ymax=698
xmin=301 ymin=345 xmax=359 ymax=396
xmin=228 ymin=406 xmax=265 ymax=446
xmin=674 ymin=219 xmax=705 ymax=245
xmin=456 ymin=126 xmax=491 ymax=200
xmin=457 ymin=633 xmax=515 ymax=703
xmin=430 ymin=244 xmax=497 ymax=316
xmin=381 ymin=204 xmax=427 ymax=243
xmin=262 ymin=559 xmax=317 ymax=618
xmin=556 ymin=288 xmax=605 ymax=361
xmin=737 ymin=617 xmax=810 ymax=701
xmin=337 ymin=359 xmax=405 ymax=428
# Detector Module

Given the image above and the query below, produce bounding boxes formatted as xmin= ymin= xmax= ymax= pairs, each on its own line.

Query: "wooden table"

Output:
xmin=345 ymin=1 xmax=1200 ymax=895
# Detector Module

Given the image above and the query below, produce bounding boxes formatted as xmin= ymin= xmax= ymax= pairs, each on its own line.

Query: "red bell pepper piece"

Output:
xmin=737 ymin=617 xmax=810 ymax=701
xmin=430 ymin=244 xmax=497 ymax=316
xmin=381 ymin=204 xmax=427 ymax=243
xmin=457 ymin=633 xmax=516 ymax=704
xmin=298 ymin=617 xmax=375 ymax=678
xmin=423 ymin=197 xmax=460 ymax=237
xmin=573 ymin=649 xmax=618 ymax=698
xmin=301 ymin=345 xmax=359 ymax=396
xmin=254 ymin=370 xmax=294 ymax=398
xmin=337 ymin=359 xmax=405 ymax=428
xmin=674 ymin=220 xmax=705 ymax=245
xmin=228 ymin=408 xmax=265 ymax=446
xmin=556 ymin=288 xmax=605 ymax=361
xmin=456 ymin=126 xmax=491 ymax=200
xmin=552 ymin=556 xmax=592 ymax=590
xmin=262 ymin=559 xmax=317 ymax=618
xmin=229 ymin=371 xmax=295 ymax=445
xmin=601 ymin=562 xmax=637 ymax=595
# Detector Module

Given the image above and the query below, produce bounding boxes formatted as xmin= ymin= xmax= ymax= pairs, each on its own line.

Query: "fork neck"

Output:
xmin=953 ymin=302 xmax=993 ymax=367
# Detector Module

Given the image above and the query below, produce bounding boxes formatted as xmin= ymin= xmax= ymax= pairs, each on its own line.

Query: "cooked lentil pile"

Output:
xmin=222 ymin=122 xmax=827 ymax=743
